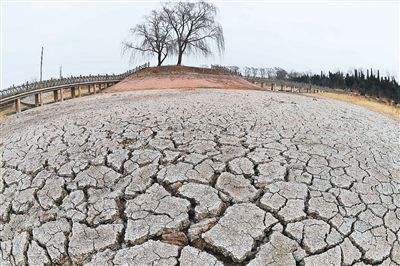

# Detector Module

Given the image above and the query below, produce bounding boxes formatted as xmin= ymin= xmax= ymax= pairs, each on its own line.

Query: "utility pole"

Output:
xmin=40 ymin=46 xmax=44 ymax=82
xmin=59 ymin=65 xmax=63 ymax=78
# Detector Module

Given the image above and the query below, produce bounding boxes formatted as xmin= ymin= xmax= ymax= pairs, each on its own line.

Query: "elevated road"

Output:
xmin=0 ymin=63 xmax=149 ymax=113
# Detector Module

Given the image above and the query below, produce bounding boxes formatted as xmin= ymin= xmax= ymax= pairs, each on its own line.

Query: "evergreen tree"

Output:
xmin=287 ymin=68 xmax=400 ymax=103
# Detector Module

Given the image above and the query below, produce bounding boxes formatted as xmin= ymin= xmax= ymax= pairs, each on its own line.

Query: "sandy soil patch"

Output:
xmin=308 ymin=91 xmax=400 ymax=120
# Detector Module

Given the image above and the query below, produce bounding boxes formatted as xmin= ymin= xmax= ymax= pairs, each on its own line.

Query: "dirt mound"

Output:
xmin=105 ymin=65 xmax=261 ymax=92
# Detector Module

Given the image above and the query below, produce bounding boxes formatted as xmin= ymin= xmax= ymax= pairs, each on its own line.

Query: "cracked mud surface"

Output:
xmin=1 ymin=89 xmax=399 ymax=265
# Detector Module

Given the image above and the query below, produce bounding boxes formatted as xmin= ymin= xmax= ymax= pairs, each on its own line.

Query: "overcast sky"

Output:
xmin=1 ymin=0 xmax=399 ymax=88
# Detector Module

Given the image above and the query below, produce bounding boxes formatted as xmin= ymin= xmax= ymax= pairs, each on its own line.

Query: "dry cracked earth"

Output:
xmin=0 ymin=89 xmax=399 ymax=265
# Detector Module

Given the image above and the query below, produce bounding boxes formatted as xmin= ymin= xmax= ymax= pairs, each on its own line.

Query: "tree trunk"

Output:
xmin=177 ymin=51 xmax=183 ymax=66
xmin=157 ymin=53 xmax=162 ymax=66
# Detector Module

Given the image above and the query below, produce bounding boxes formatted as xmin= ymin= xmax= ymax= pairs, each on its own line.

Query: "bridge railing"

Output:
xmin=0 ymin=62 xmax=149 ymax=99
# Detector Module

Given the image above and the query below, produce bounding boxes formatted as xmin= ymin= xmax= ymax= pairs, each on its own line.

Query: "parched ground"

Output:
xmin=1 ymin=89 xmax=399 ymax=265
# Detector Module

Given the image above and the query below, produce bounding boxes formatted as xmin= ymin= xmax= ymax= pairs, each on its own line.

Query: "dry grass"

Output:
xmin=308 ymin=91 xmax=400 ymax=120
xmin=134 ymin=65 xmax=234 ymax=77
xmin=0 ymin=109 xmax=10 ymax=122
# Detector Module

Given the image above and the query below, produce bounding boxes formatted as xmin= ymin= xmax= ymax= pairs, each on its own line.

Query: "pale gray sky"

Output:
xmin=1 ymin=0 xmax=399 ymax=89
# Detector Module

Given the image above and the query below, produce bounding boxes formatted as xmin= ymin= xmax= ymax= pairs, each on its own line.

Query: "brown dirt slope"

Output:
xmin=105 ymin=65 xmax=261 ymax=92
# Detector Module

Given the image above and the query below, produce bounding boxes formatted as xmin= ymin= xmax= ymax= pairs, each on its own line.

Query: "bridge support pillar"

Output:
xmin=78 ymin=86 xmax=82 ymax=97
xmin=53 ymin=90 xmax=59 ymax=102
xmin=60 ymin=89 xmax=64 ymax=101
xmin=35 ymin=93 xmax=40 ymax=106
xmin=35 ymin=93 xmax=41 ymax=107
xmin=71 ymin=87 xmax=76 ymax=98
xmin=15 ymin=98 xmax=21 ymax=113
xmin=280 ymin=84 xmax=283 ymax=91
xmin=271 ymin=83 xmax=274 ymax=91
xmin=39 ymin=92 xmax=44 ymax=106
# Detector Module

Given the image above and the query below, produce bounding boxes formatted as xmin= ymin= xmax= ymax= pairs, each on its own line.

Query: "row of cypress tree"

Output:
xmin=289 ymin=69 xmax=400 ymax=103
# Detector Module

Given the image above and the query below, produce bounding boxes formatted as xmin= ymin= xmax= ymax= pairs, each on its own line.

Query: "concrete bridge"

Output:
xmin=0 ymin=63 xmax=149 ymax=114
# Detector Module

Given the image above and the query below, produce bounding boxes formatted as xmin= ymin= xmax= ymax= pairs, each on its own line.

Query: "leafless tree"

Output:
xmin=259 ymin=68 xmax=266 ymax=78
xmin=266 ymin=68 xmax=275 ymax=78
xmin=229 ymin=66 xmax=240 ymax=75
xmin=162 ymin=1 xmax=224 ymax=65
xmin=251 ymin=67 xmax=258 ymax=78
xmin=244 ymin=67 xmax=251 ymax=77
xmin=122 ymin=10 xmax=173 ymax=66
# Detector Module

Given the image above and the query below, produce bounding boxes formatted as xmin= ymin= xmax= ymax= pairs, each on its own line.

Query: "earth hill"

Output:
xmin=105 ymin=65 xmax=261 ymax=92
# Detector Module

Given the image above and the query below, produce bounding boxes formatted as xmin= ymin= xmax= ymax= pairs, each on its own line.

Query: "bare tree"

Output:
xmin=123 ymin=10 xmax=173 ymax=66
xmin=251 ymin=67 xmax=258 ymax=78
xmin=162 ymin=1 xmax=224 ymax=65
xmin=266 ymin=68 xmax=275 ymax=78
xmin=229 ymin=66 xmax=240 ymax=75
xmin=244 ymin=67 xmax=251 ymax=77
xmin=259 ymin=68 xmax=266 ymax=78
